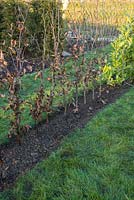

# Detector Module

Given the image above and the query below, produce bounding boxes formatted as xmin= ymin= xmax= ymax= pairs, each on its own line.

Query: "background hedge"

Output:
xmin=102 ymin=16 xmax=134 ymax=85
xmin=0 ymin=0 xmax=64 ymax=57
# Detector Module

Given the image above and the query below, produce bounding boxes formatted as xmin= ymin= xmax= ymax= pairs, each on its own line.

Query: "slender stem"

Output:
xmin=99 ymin=79 xmax=102 ymax=96
xmin=76 ymin=83 xmax=78 ymax=110
xmin=84 ymin=89 xmax=86 ymax=104
xmin=63 ymin=88 xmax=67 ymax=115
xmin=92 ymin=87 xmax=95 ymax=100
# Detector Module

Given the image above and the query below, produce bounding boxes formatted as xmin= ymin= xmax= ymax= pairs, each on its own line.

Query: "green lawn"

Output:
xmin=1 ymin=87 xmax=134 ymax=200
xmin=0 ymin=45 xmax=112 ymax=144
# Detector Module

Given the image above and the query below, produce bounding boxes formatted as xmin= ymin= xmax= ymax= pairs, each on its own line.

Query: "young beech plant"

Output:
xmin=82 ymin=66 xmax=91 ymax=104
xmin=97 ymin=56 xmax=106 ymax=97
xmin=0 ymin=20 xmax=29 ymax=144
xmin=56 ymin=60 xmax=71 ymax=115
xmin=30 ymin=84 xmax=53 ymax=128
xmin=0 ymin=3 xmax=31 ymax=144
xmin=79 ymin=52 xmax=90 ymax=105
xmin=50 ymin=4 xmax=62 ymax=103
xmin=48 ymin=3 xmax=65 ymax=113
xmin=86 ymin=60 xmax=98 ymax=101
xmin=30 ymin=3 xmax=62 ymax=128
xmin=71 ymin=41 xmax=84 ymax=112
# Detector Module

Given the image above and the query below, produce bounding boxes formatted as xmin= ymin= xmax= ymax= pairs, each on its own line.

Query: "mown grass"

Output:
xmin=0 ymin=45 xmax=112 ymax=144
xmin=0 ymin=87 xmax=134 ymax=200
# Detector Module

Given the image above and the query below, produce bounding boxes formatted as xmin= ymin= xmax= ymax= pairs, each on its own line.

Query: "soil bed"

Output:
xmin=0 ymin=83 xmax=130 ymax=192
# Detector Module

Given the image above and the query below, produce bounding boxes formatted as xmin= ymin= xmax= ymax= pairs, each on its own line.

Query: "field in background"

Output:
xmin=65 ymin=0 xmax=134 ymax=24
xmin=64 ymin=0 xmax=134 ymax=49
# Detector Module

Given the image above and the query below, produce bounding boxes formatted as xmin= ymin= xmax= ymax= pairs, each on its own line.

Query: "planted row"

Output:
xmin=2 ymin=3 xmax=133 ymax=145
xmin=0 ymin=16 xmax=107 ymax=144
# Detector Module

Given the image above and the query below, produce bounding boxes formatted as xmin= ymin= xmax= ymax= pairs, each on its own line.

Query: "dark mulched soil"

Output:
xmin=0 ymin=83 xmax=130 ymax=192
